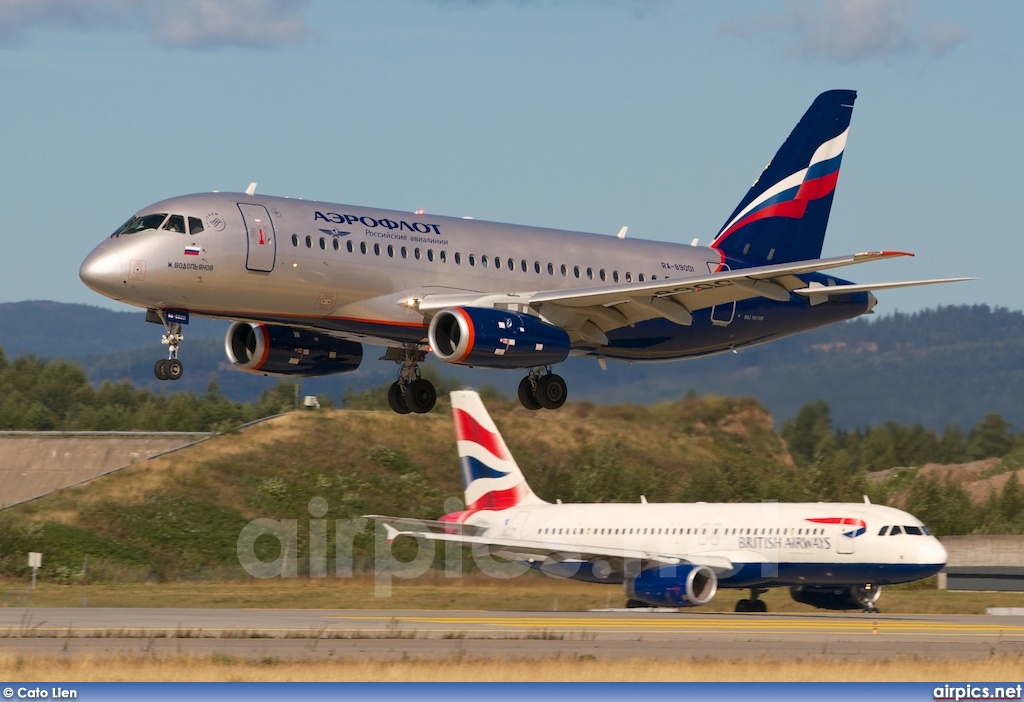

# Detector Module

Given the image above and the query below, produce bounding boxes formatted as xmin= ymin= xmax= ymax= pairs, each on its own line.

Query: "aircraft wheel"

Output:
xmin=406 ymin=378 xmax=437 ymax=414
xmin=754 ymin=599 xmax=767 ymax=613
xmin=535 ymin=374 xmax=567 ymax=409
xmin=517 ymin=376 xmax=542 ymax=410
xmin=166 ymin=359 xmax=183 ymax=381
xmin=735 ymin=599 xmax=752 ymax=613
xmin=387 ymin=382 xmax=411 ymax=414
xmin=625 ymin=599 xmax=649 ymax=609
xmin=154 ymin=360 xmax=168 ymax=381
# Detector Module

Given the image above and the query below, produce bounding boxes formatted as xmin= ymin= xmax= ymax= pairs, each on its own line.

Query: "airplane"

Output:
xmin=79 ymin=89 xmax=968 ymax=414
xmin=378 ymin=390 xmax=948 ymax=612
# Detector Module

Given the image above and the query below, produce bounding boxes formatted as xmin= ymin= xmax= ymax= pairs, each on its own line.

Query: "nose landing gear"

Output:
xmin=148 ymin=309 xmax=185 ymax=382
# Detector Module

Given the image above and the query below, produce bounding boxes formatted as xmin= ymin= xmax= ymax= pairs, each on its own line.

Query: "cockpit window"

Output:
xmin=162 ymin=215 xmax=186 ymax=233
xmin=188 ymin=217 xmax=204 ymax=235
xmin=878 ymin=526 xmax=889 ymax=536
xmin=904 ymin=525 xmax=923 ymax=535
xmin=111 ymin=213 xmax=168 ymax=237
xmin=890 ymin=525 xmax=902 ymax=535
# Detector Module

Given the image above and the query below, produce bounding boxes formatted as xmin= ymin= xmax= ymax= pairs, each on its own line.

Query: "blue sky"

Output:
xmin=1 ymin=0 xmax=1019 ymax=315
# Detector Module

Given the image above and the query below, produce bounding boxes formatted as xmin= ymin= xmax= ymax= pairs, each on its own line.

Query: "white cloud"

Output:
xmin=0 ymin=0 xmax=316 ymax=49
xmin=719 ymin=0 xmax=971 ymax=63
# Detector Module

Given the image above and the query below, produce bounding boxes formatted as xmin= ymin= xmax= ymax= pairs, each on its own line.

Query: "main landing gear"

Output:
xmin=734 ymin=587 xmax=768 ymax=613
xmin=384 ymin=346 xmax=437 ymax=414
xmin=517 ymin=367 xmax=567 ymax=410
xmin=148 ymin=310 xmax=184 ymax=382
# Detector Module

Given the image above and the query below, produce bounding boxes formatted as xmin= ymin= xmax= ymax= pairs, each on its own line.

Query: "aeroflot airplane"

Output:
xmin=380 ymin=391 xmax=947 ymax=612
xmin=80 ymin=89 xmax=966 ymax=414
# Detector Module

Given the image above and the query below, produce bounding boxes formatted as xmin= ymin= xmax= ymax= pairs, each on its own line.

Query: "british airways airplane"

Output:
xmin=380 ymin=391 xmax=947 ymax=612
xmin=79 ymin=90 xmax=965 ymax=414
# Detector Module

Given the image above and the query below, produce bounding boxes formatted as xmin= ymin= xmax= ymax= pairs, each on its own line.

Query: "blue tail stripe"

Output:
xmin=460 ymin=456 xmax=508 ymax=488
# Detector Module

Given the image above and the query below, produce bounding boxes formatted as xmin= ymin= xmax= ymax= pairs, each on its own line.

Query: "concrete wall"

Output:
xmin=0 ymin=433 xmax=209 ymax=509
xmin=938 ymin=536 xmax=1024 ymax=591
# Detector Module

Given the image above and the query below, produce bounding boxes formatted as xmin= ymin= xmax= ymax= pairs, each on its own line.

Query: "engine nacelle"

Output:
xmin=428 ymin=307 xmax=570 ymax=369
xmin=624 ymin=564 xmax=718 ymax=607
xmin=224 ymin=322 xmax=363 ymax=376
xmin=789 ymin=584 xmax=881 ymax=611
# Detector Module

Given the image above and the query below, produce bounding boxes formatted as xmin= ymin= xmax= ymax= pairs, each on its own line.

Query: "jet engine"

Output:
xmin=789 ymin=584 xmax=881 ymax=611
xmin=428 ymin=307 xmax=571 ymax=369
xmin=224 ymin=322 xmax=363 ymax=376
xmin=624 ymin=564 xmax=718 ymax=607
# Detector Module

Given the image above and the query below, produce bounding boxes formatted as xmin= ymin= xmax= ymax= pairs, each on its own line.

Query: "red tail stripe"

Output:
xmin=453 ymin=407 xmax=508 ymax=460
xmin=466 ymin=484 xmax=527 ymax=511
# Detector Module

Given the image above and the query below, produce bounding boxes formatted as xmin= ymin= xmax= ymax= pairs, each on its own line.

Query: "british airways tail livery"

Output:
xmin=381 ymin=391 xmax=947 ymax=612
xmin=79 ymin=90 xmax=968 ymax=414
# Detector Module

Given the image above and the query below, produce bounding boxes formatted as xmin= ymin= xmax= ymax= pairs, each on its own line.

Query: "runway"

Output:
xmin=3 ymin=608 xmax=1024 ymax=660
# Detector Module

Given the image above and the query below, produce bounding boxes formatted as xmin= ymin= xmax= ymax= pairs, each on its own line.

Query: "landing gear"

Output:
xmin=517 ymin=367 xmax=567 ymax=410
xmin=383 ymin=346 xmax=436 ymax=414
xmin=735 ymin=587 xmax=769 ymax=613
xmin=148 ymin=310 xmax=184 ymax=382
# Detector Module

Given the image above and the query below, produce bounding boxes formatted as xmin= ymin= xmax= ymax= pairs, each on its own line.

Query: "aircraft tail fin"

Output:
xmin=450 ymin=390 xmax=547 ymax=511
xmin=712 ymin=89 xmax=857 ymax=267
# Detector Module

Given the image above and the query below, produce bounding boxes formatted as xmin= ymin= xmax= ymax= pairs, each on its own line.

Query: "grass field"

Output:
xmin=2 ymin=651 xmax=1023 ymax=682
xmin=3 ymin=573 xmax=1023 ymax=614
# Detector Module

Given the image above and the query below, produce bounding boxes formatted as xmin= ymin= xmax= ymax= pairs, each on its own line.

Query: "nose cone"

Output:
xmin=79 ymin=247 xmax=124 ymax=299
xmin=920 ymin=538 xmax=948 ymax=575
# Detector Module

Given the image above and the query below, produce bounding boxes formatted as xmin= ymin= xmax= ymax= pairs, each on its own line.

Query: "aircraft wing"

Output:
xmin=411 ymin=251 xmax=969 ymax=344
xmin=381 ymin=523 xmax=736 ymax=574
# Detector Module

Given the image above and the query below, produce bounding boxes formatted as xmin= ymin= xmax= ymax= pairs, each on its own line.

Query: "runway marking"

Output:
xmin=334 ymin=615 xmax=1024 ymax=636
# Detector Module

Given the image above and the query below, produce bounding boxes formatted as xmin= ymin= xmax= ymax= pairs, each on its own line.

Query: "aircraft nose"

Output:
xmin=79 ymin=247 xmax=124 ymax=299
xmin=921 ymin=537 xmax=948 ymax=568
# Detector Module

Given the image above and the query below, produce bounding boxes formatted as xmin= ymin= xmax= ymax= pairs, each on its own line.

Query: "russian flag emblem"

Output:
xmin=184 ymin=246 xmax=201 ymax=256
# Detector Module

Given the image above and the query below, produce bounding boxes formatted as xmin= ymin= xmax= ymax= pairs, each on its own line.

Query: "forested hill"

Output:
xmin=1 ymin=301 xmax=1022 ymax=431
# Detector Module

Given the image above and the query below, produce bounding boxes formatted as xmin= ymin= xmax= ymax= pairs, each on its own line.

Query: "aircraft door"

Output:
xmin=837 ymin=512 xmax=862 ymax=555
xmin=503 ymin=512 xmax=531 ymax=539
xmin=707 ymin=262 xmax=735 ymax=326
xmin=239 ymin=203 xmax=277 ymax=273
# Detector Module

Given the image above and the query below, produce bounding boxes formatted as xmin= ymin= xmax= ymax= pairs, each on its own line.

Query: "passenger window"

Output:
xmin=890 ymin=526 xmax=902 ymax=535
xmin=188 ymin=217 xmax=204 ymax=235
xmin=613 ymin=271 xmax=619 ymax=282
xmin=469 ymin=254 xmax=476 ymax=267
xmin=427 ymin=249 xmax=434 ymax=262
xmin=481 ymin=255 xmax=488 ymax=268
xmin=440 ymin=251 xmax=447 ymax=263
xmin=333 ymin=239 xmax=339 ymax=251
xmin=291 ymin=234 xmax=298 ymax=247
xmin=639 ymin=274 xmax=645 ymax=282
xmin=415 ymin=248 xmax=422 ymax=260
xmin=560 ymin=264 xmax=567 ymax=277
xmin=522 ymin=259 xmax=528 ymax=272
xmin=626 ymin=272 xmax=633 ymax=283
xmin=306 ymin=236 xmax=312 ymax=248
xmin=321 ymin=238 xmax=327 ymax=250
xmin=454 ymin=252 xmax=462 ymax=264
xmin=346 ymin=240 xmax=353 ymax=253
xmin=573 ymin=266 xmax=581 ymax=279
xmin=547 ymin=263 xmax=554 ymax=275
xmin=587 ymin=267 xmax=594 ymax=280
xmin=387 ymin=245 xmax=394 ymax=257
xmin=600 ymin=269 xmax=606 ymax=281
xmin=401 ymin=247 xmax=408 ymax=259
xmin=534 ymin=262 xmax=541 ymax=274
xmin=162 ymin=215 xmax=186 ymax=233
xmin=373 ymin=243 xmax=380 ymax=255
xmin=359 ymin=242 xmax=367 ymax=254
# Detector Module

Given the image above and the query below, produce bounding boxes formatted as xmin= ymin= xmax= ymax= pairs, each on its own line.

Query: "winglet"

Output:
xmin=383 ymin=523 xmax=401 ymax=544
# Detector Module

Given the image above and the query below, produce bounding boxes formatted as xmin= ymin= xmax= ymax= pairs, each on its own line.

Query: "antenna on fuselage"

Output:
xmin=246 ymin=182 xmax=258 ymax=196
xmin=617 ymin=226 xmax=628 ymax=239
